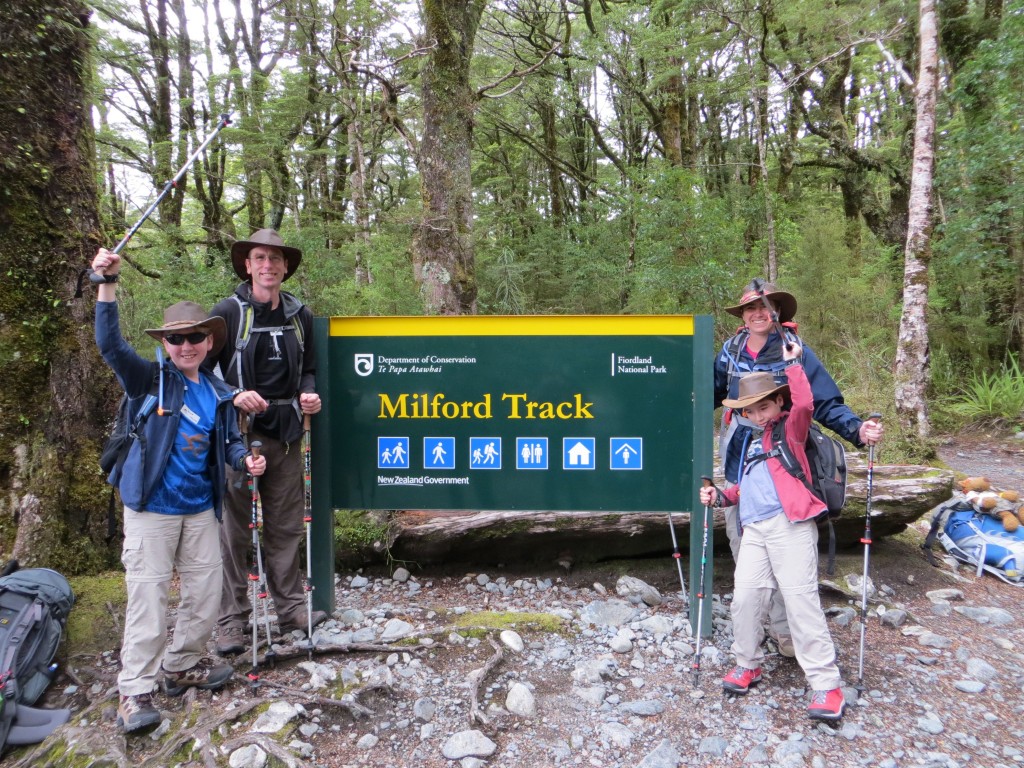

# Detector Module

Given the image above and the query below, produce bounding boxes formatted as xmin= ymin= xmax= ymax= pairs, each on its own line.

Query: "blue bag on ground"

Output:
xmin=0 ymin=563 xmax=75 ymax=753
xmin=923 ymin=499 xmax=1024 ymax=585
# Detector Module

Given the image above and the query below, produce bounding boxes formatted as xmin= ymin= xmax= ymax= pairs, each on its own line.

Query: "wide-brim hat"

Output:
xmin=725 ymin=281 xmax=797 ymax=323
xmin=230 ymin=228 xmax=303 ymax=282
xmin=145 ymin=301 xmax=227 ymax=357
xmin=722 ymin=371 xmax=791 ymax=410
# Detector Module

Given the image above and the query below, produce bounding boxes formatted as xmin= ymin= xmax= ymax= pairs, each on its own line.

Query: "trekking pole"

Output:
xmin=246 ymin=440 xmax=263 ymax=686
xmin=692 ymin=476 xmax=714 ymax=686
xmin=665 ymin=509 xmax=687 ymax=603
xmin=750 ymin=277 xmax=794 ymax=351
xmin=303 ymin=413 xmax=315 ymax=659
xmin=252 ymin=441 xmax=277 ymax=668
xmin=91 ymin=114 xmax=232 ymax=276
xmin=857 ymin=413 xmax=882 ymax=687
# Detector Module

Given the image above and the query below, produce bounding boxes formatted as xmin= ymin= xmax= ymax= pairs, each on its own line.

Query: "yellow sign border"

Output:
xmin=329 ymin=315 xmax=695 ymax=337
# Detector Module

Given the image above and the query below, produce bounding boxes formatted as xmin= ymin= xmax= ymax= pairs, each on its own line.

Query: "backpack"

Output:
xmin=227 ymin=294 xmax=304 ymax=392
xmin=745 ymin=416 xmax=848 ymax=573
xmin=0 ymin=563 xmax=75 ymax=752
xmin=923 ymin=498 xmax=1024 ymax=585
xmin=98 ymin=389 xmax=158 ymax=481
xmin=98 ymin=373 xmax=160 ymax=541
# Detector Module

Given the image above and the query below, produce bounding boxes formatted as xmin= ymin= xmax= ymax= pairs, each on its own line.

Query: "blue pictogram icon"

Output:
xmin=516 ymin=437 xmax=549 ymax=470
xmin=563 ymin=437 xmax=596 ymax=470
xmin=610 ymin=437 xmax=643 ymax=470
xmin=469 ymin=437 xmax=502 ymax=469
xmin=378 ymin=436 xmax=410 ymax=469
xmin=424 ymin=437 xmax=456 ymax=469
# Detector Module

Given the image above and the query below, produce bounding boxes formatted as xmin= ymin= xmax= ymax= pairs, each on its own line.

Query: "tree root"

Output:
xmin=466 ymin=636 xmax=504 ymax=728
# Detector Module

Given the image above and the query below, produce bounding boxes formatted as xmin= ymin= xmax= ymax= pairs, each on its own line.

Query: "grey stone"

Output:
xmin=638 ymin=615 xmax=675 ymax=636
xmin=636 ymin=739 xmax=682 ymax=768
xmin=506 ymin=682 xmax=537 ymax=717
xmin=916 ymin=713 xmax=945 ymax=735
xmin=953 ymin=606 xmax=1014 ymax=626
xmin=350 ymin=575 xmax=369 ymax=588
xmin=619 ymin=699 xmax=665 ymax=716
xmin=413 ymin=697 xmax=436 ymax=722
xmin=615 ymin=575 xmax=663 ymax=606
xmin=965 ymin=657 xmax=998 ymax=681
xmin=499 ymin=629 xmax=524 ymax=652
xmin=356 ymin=733 xmax=379 ymax=749
xmin=441 ymin=730 xmax=498 ymax=760
xmin=926 ymin=588 xmax=964 ymax=602
xmin=251 ymin=701 xmax=300 ymax=733
xmin=880 ymin=609 xmax=909 ymax=628
xmin=918 ymin=631 xmax=953 ymax=649
xmin=579 ymin=599 xmax=638 ymax=627
xmin=954 ymin=680 xmax=986 ymax=693
xmin=380 ymin=618 xmax=415 ymax=642
xmin=228 ymin=745 xmax=268 ymax=768
xmin=744 ymin=744 xmax=770 ymax=764
xmin=392 ymin=567 xmax=411 ymax=583
xmin=573 ymin=685 xmax=607 ymax=707
xmin=599 ymin=721 xmax=635 ymax=749
xmin=698 ymin=736 xmax=729 ymax=756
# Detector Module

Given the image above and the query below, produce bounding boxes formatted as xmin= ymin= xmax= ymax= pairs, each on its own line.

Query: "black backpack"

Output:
xmin=0 ymin=562 xmax=75 ymax=753
xmin=746 ymin=416 xmax=849 ymax=572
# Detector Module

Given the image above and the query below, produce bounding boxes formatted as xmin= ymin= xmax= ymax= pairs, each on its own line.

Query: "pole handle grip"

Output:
xmin=250 ymin=441 xmax=262 ymax=459
xmin=303 ymin=413 xmax=311 ymax=431
xmin=866 ymin=412 xmax=882 ymax=422
xmin=700 ymin=475 xmax=715 ymax=489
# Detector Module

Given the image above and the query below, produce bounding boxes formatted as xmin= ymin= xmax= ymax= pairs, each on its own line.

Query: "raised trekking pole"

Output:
xmin=750 ymin=277 xmax=794 ymax=351
xmin=857 ymin=414 xmax=882 ymax=687
xmin=692 ymin=476 xmax=714 ymax=686
xmin=95 ymin=115 xmax=232 ymax=268
xmin=303 ymin=414 xmax=315 ymax=659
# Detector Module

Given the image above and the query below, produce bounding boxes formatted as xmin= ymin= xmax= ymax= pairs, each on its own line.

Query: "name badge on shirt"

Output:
xmin=180 ymin=403 xmax=201 ymax=426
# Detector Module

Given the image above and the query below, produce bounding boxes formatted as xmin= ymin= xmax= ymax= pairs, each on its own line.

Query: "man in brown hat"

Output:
xmin=714 ymin=279 xmax=884 ymax=657
xmin=91 ymin=248 xmax=265 ymax=733
xmin=204 ymin=229 xmax=325 ymax=656
xmin=702 ymin=340 xmax=847 ymax=721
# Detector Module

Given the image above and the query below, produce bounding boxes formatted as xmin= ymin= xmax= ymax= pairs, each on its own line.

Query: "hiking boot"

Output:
xmin=162 ymin=657 xmax=234 ymax=697
xmin=807 ymin=688 xmax=846 ymax=721
xmin=215 ymin=625 xmax=246 ymax=656
xmin=722 ymin=666 xmax=763 ymax=694
xmin=116 ymin=693 xmax=161 ymax=733
xmin=769 ymin=631 xmax=796 ymax=658
xmin=279 ymin=609 xmax=328 ymax=635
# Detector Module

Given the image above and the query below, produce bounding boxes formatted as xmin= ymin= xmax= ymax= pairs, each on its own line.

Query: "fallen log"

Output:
xmin=375 ymin=457 xmax=954 ymax=567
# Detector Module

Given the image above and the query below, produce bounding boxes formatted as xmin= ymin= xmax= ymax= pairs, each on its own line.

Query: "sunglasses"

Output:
xmin=163 ymin=331 xmax=209 ymax=346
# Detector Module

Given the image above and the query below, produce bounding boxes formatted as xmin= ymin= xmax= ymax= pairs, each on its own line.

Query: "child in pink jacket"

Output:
xmin=700 ymin=340 xmax=845 ymax=721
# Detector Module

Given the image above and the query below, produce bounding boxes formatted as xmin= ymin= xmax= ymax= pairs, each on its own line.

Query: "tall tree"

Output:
xmin=0 ymin=0 xmax=115 ymax=570
xmin=414 ymin=0 xmax=486 ymax=314
xmin=895 ymin=0 xmax=939 ymax=438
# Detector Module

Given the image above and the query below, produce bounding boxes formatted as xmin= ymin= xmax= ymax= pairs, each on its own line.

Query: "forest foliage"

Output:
xmin=86 ymin=0 xmax=1024 ymax=443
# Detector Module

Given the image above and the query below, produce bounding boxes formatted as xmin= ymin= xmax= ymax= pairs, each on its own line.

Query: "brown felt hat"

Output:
xmin=144 ymin=301 xmax=227 ymax=357
xmin=722 ymin=371 xmax=790 ymax=410
xmin=229 ymin=228 xmax=303 ymax=282
xmin=725 ymin=280 xmax=797 ymax=323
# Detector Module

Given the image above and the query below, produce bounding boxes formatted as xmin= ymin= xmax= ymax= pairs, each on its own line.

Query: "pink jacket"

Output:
xmin=720 ymin=363 xmax=827 ymax=523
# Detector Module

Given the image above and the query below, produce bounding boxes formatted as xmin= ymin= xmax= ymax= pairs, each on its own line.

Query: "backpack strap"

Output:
xmin=922 ymin=499 xmax=964 ymax=567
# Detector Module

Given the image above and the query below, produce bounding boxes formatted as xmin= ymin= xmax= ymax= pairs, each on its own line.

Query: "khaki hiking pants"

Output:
xmin=118 ymin=507 xmax=221 ymax=696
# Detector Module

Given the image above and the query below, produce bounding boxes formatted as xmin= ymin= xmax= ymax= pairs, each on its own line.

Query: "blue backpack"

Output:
xmin=924 ymin=499 xmax=1024 ymax=585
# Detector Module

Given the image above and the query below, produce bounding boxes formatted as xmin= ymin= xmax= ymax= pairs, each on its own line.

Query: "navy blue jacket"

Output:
xmin=714 ymin=328 xmax=864 ymax=483
xmin=96 ymin=301 xmax=247 ymax=519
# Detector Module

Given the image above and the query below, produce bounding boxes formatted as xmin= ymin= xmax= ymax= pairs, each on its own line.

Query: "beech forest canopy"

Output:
xmin=89 ymin=0 xmax=1023 ymax=430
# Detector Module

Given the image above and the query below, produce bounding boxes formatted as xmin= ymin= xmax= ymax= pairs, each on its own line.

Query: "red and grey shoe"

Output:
xmin=722 ymin=666 xmax=762 ymax=694
xmin=807 ymin=688 xmax=846 ymax=720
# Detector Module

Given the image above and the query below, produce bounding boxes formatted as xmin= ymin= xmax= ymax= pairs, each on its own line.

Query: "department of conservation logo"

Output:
xmin=354 ymin=353 xmax=374 ymax=377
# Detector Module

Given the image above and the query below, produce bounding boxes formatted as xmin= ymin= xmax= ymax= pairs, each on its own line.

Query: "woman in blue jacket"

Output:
xmin=92 ymin=248 xmax=265 ymax=734
xmin=713 ymin=280 xmax=883 ymax=656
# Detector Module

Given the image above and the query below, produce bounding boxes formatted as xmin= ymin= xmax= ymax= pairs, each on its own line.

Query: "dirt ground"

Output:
xmin=8 ymin=428 xmax=1024 ymax=768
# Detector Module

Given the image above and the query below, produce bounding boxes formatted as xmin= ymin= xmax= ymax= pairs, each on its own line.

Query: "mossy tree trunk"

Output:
xmin=0 ymin=0 xmax=119 ymax=573
xmin=413 ymin=0 xmax=486 ymax=315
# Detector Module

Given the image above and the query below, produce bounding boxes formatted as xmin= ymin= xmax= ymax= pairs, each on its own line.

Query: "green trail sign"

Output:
xmin=308 ymin=314 xmax=714 ymax=636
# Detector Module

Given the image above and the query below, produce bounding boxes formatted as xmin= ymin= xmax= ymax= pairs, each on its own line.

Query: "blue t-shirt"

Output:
xmin=146 ymin=374 xmax=217 ymax=515
xmin=737 ymin=431 xmax=783 ymax=527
